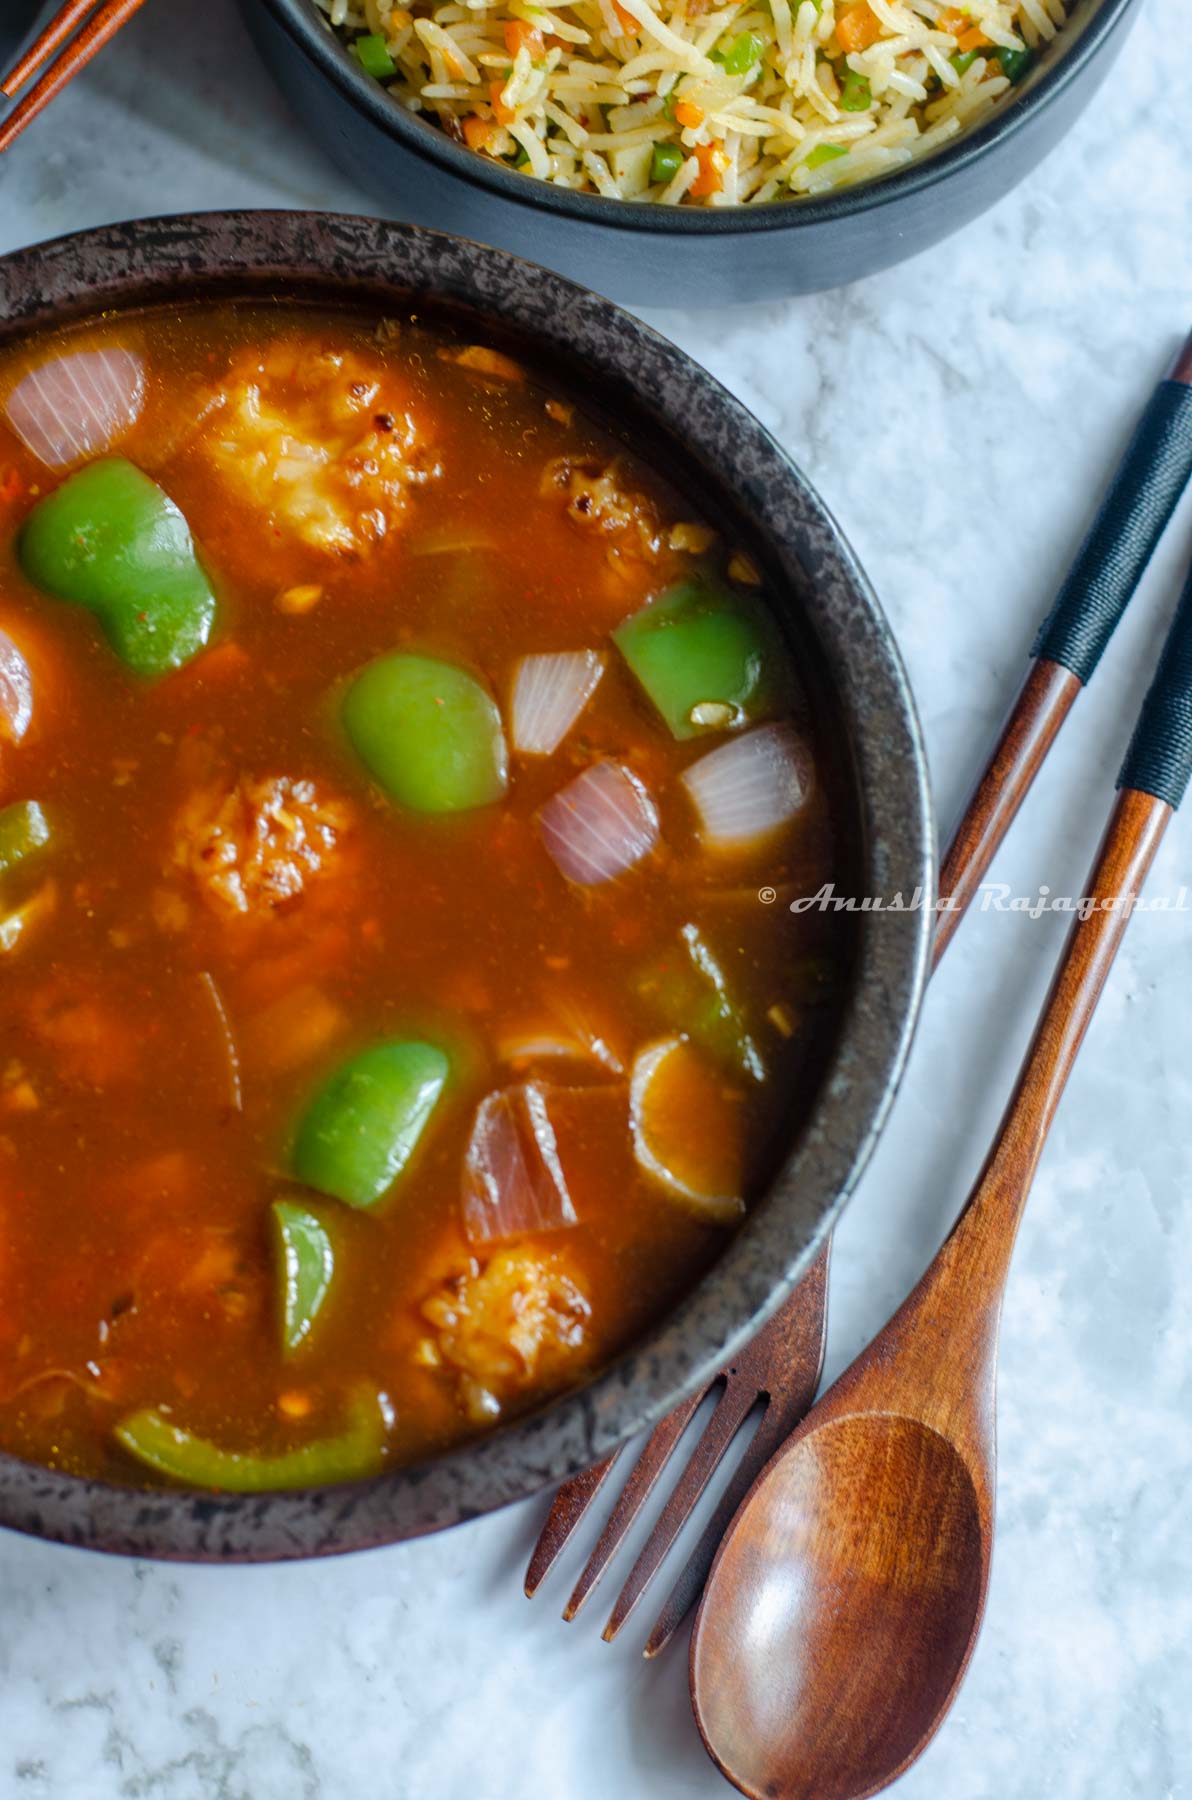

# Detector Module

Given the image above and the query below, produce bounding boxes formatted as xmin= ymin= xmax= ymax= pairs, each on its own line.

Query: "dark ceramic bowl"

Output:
xmin=0 ymin=212 xmax=933 ymax=1559
xmin=243 ymin=0 xmax=1138 ymax=305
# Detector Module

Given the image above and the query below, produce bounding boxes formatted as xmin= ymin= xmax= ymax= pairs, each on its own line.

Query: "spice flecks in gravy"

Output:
xmin=0 ymin=303 xmax=843 ymax=1487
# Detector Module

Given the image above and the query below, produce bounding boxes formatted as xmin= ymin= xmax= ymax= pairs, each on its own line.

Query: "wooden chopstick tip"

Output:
xmin=2 ymin=0 xmax=102 ymax=96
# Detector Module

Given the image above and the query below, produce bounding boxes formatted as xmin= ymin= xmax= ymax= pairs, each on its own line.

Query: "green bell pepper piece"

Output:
xmin=272 ymin=1200 xmax=336 ymax=1354
xmin=613 ymin=574 xmax=791 ymax=740
xmin=637 ymin=922 xmax=765 ymax=1081
xmin=114 ymin=1387 xmax=388 ymax=1491
xmin=0 ymin=799 xmax=49 ymax=876
xmin=343 ymin=653 xmax=508 ymax=813
xmin=19 ymin=457 xmax=217 ymax=679
xmin=293 ymin=1040 xmax=449 ymax=1208
xmin=354 ymin=31 xmax=397 ymax=77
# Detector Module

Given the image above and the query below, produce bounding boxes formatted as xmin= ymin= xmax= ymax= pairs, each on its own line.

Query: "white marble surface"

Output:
xmin=1 ymin=2 xmax=1191 ymax=1794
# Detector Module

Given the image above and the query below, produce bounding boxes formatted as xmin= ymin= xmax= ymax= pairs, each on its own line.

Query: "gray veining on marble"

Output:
xmin=1 ymin=0 xmax=1191 ymax=1793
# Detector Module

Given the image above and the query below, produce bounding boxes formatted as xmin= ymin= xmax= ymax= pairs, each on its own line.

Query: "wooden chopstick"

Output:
xmin=0 ymin=0 xmax=150 ymax=153
xmin=2 ymin=0 xmax=103 ymax=97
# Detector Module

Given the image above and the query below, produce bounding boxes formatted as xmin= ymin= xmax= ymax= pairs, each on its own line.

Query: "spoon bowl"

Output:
xmin=690 ymin=778 xmax=1183 ymax=1799
xmin=692 ymin=1413 xmax=986 ymax=1800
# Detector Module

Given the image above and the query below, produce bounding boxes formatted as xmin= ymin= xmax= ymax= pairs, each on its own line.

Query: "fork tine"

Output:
xmin=524 ymin=1453 xmax=619 ymax=1598
xmin=561 ymin=1385 xmax=707 ymax=1621
xmin=641 ymin=1403 xmax=794 ymax=1657
xmin=642 ymin=1259 xmax=831 ymax=1655
xmin=601 ymin=1378 xmax=759 ymax=1643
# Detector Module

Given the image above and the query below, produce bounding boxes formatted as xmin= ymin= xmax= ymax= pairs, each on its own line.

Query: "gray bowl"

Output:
xmin=244 ymin=0 xmax=1139 ymax=305
xmin=0 ymin=212 xmax=933 ymax=1559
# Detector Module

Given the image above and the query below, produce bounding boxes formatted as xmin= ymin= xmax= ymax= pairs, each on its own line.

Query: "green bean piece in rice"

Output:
xmin=312 ymin=0 xmax=1070 ymax=205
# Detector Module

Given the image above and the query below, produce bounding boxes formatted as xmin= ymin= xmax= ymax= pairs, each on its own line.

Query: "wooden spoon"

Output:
xmin=523 ymin=333 xmax=1192 ymax=1650
xmin=689 ymin=558 xmax=1192 ymax=1800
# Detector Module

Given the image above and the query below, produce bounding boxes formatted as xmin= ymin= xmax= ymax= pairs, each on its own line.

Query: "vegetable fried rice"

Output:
xmin=314 ymin=0 xmax=1070 ymax=205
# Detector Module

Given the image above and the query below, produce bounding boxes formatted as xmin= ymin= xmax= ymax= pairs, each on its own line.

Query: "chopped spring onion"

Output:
xmin=710 ymin=31 xmax=764 ymax=75
xmin=537 ymin=760 xmax=659 ymax=886
xmin=839 ymin=70 xmax=872 ymax=111
xmin=681 ymin=723 xmax=812 ymax=851
xmin=511 ymin=650 xmax=604 ymax=755
xmin=805 ymin=144 xmax=848 ymax=169
xmin=994 ymin=43 xmax=1036 ymax=82
xmin=353 ymin=32 xmax=397 ymax=79
xmin=950 ymin=49 xmax=980 ymax=73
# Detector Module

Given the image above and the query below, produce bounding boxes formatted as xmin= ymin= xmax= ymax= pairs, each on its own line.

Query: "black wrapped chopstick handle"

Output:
xmin=1118 ymin=556 xmax=1192 ymax=810
xmin=1033 ymin=349 xmax=1192 ymax=682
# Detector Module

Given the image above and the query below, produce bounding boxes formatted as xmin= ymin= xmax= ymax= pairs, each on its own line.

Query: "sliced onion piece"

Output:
xmin=538 ymin=760 xmax=659 ymax=886
xmin=462 ymin=1084 xmax=578 ymax=1246
xmin=496 ymin=1029 xmax=593 ymax=1071
xmin=681 ymin=723 xmax=811 ymax=852
xmin=512 ymin=651 xmax=605 ymax=756
xmin=4 ymin=348 xmax=145 ymax=469
xmin=549 ymin=990 xmax=626 ymax=1075
xmin=498 ymin=990 xmax=626 ymax=1079
xmin=0 ymin=629 xmax=33 ymax=745
xmin=629 ymin=1035 xmax=745 ymax=1226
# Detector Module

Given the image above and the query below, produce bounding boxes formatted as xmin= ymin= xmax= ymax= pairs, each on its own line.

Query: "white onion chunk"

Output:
xmin=681 ymin=723 xmax=811 ymax=851
xmin=512 ymin=650 xmax=604 ymax=756
xmin=4 ymin=348 xmax=145 ymax=469
xmin=538 ymin=760 xmax=659 ymax=886
xmin=0 ymin=629 xmax=33 ymax=744
xmin=462 ymin=1084 xmax=578 ymax=1245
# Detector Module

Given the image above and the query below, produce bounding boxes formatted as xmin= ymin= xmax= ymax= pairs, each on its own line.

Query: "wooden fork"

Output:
xmin=524 ymin=331 xmax=1192 ymax=1652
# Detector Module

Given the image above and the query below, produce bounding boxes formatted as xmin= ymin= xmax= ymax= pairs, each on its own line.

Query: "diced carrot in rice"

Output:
xmin=464 ymin=115 xmax=497 ymax=152
xmin=836 ymin=0 xmax=883 ymax=51
xmin=690 ymin=144 xmax=726 ymax=198
xmin=490 ymin=80 xmax=517 ymax=125
xmin=936 ymin=7 xmax=969 ymax=33
xmin=504 ymin=19 xmax=545 ymax=56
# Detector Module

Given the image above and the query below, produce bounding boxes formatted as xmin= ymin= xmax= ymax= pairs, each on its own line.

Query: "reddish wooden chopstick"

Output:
xmin=2 ymin=0 xmax=101 ymax=96
xmin=0 ymin=0 xmax=150 ymax=153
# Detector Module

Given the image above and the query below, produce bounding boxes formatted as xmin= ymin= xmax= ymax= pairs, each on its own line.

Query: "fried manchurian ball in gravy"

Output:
xmin=200 ymin=337 xmax=441 ymax=558
xmin=0 ymin=299 xmax=845 ymax=1489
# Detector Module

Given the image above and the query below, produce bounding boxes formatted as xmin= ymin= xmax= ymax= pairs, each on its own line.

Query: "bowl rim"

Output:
xmin=259 ymin=0 xmax=1134 ymax=234
xmin=0 ymin=210 xmax=933 ymax=1558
